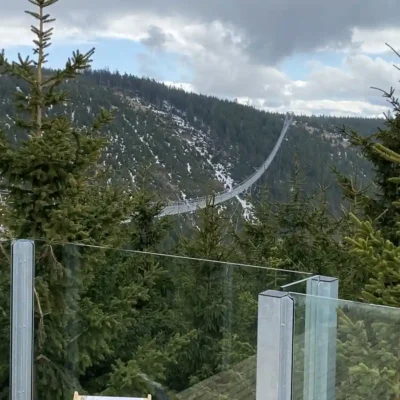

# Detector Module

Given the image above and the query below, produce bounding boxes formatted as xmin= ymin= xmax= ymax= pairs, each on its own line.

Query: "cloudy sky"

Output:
xmin=2 ymin=0 xmax=400 ymax=117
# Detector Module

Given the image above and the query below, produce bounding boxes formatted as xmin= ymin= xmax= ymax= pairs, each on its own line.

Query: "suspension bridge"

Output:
xmin=159 ymin=111 xmax=294 ymax=216
xmin=0 ymin=112 xmax=294 ymax=217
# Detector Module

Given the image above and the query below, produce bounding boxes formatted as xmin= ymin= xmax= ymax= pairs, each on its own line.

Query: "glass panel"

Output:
xmin=0 ymin=241 xmax=11 ymax=399
xmin=291 ymin=293 xmax=400 ymax=400
xmin=32 ymin=240 xmax=309 ymax=399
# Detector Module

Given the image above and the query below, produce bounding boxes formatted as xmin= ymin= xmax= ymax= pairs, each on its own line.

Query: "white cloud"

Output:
xmin=151 ymin=22 xmax=396 ymax=117
xmin=0 ymin=16 xmax=97 ymax=48
xmin=1 ymin=4 xmax=399 ymax=118
xmin=289 ymin=54 xmax=398 ymax=103
xmin=273 ymin=99 xmax=387 ymax=118
xmin=0 ymin=18 xmax=31 ymax=47
xmin=3 ymin=0 xmax=400 ymax=61
xmin=351 ymin=27 xmax=400 ymax=54
xmin=163 ymin=81 xmax=195 ymax=93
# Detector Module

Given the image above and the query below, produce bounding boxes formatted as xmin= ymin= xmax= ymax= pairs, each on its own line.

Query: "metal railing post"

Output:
xmin=11 ymin=240 xmax=35 ymax=400
xmin=256 ymin=290 xmax=294 ymax=400
xmin=304 ymin=276 xmax=339 ymax=400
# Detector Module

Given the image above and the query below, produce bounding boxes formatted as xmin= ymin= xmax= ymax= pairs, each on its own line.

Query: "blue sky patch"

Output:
xmin=4 ymin=38 xmax=190 ymax=82
xmin=279 ymin=51 xmax=344 ymax=80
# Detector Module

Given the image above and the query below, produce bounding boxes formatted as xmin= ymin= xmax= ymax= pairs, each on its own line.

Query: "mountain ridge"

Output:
xmin=0 ymin=68 xmax=384 ymax=218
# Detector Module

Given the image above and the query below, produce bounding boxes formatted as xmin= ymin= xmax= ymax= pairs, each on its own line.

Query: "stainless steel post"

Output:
xmin=256 ymin=290 xmax=294 ymax=400
xmin=11 ymin=240 xmax=35 ymax=400
xmin=304 ymin=276 xmax=339 ymax=400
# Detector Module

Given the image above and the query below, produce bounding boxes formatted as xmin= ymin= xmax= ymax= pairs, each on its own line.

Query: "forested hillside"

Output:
xmin=0 ymin=68 xmax=382 ymax=217
xmin=1 ymin=1 xmax=400 ymax=399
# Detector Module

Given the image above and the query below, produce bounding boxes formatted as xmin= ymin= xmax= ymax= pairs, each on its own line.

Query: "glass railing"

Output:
xmin=0 ymin=241 xmax=11 ymax=399
xmin=22 ymin=240 xmax=310 ymax=399
xmin=290 ymin=293 xmax=400 ymax=400
xmin=7 ymin=239 xmax=400 ymax=400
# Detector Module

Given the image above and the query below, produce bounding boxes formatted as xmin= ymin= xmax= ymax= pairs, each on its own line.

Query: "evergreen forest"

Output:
xmin=0 ymin=1 xmax=399 ymax=399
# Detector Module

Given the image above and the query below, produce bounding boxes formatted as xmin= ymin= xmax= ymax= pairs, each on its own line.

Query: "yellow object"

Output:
xmin=73 ymin=392 xmax=152 ymax=400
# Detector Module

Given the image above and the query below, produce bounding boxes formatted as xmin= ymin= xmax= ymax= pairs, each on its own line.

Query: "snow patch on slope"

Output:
xmin=235 ymin=196 xmax=255 ymax=221
xmin=122 ymin=95 xmax=239 ymax=197
xmin=213 ymin=163 xmax=234 ymax=191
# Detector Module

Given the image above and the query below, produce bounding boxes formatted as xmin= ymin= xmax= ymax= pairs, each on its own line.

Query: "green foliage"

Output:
xmin=339 ymin=87 xmax=400 ymax=242
xmin=0 ymin=2 xmax=183 ymax=399
xmin=0 ymin=0 xmax=117 ymax=242
xmin=336 ymin=310 xmax=399 ymax=400
xmin=0 ymin=3 xmax=287 ymax=398
xmin=166 ymin=198 xmax=265 ymax=392
xmin=170 ymin=198 xmax=236 ymax=388
xmin=2 ymin=2 xmax=400 ymax=400
xmin=337 ymin=52 xmax=400 ymax=400
xmin=236 ymin=160 xmax=360 ymax=297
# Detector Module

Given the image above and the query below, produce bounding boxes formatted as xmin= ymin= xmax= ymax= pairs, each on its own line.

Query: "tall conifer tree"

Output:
xmin=0 ymin=2 xmax=187 ymax=399
xmin=337 ymin=47 xmax=400 ymax=400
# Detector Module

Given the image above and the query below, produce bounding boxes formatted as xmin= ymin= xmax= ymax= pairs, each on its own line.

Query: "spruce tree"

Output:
xmin=340 ymin=47 xmax=400 ymax=244
xmin=336 ymin=55 xmax=400 ymax=400
xmin=166 ymin=197 xmax=270 ymax=395
xmin=237 ymin=160 xmax=357 ymax=296
xmin=169 ymin=197 xmax=235 ymax=389
xmin=0 ymin=1 xmax=186 ymax=399
xmin=0 ymin=0 xmax=117 ymax=242
xmin=337 ymin=203 xmax=400 ymax=400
